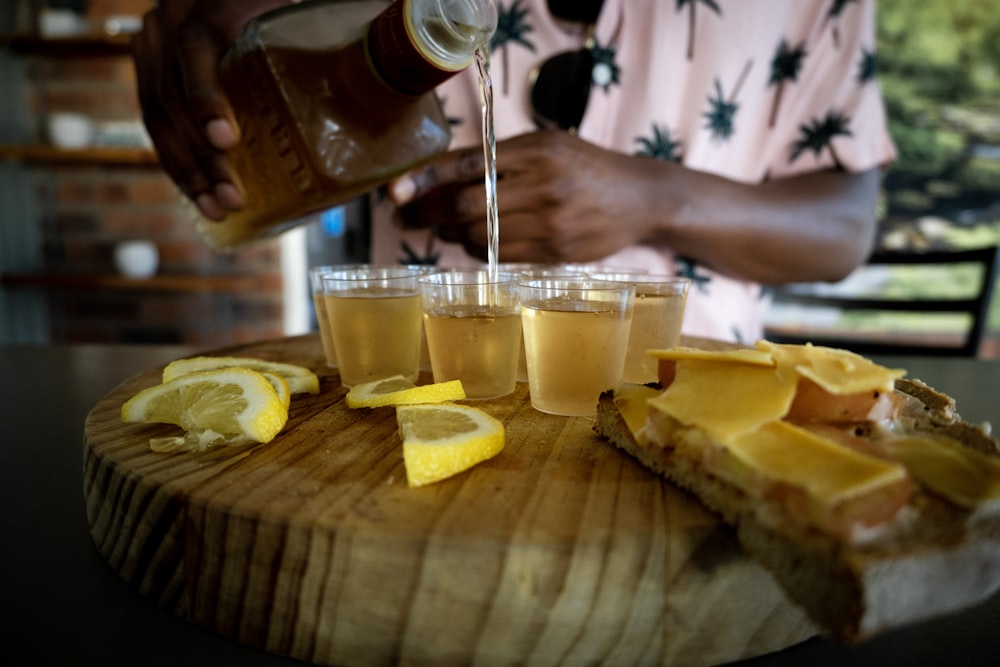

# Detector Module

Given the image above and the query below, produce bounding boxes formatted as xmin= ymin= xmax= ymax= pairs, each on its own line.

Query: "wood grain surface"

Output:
xmin=83 ymin=333 xmax=815 ymax=667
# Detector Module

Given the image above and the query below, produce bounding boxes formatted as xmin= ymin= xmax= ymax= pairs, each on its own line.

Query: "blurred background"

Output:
xmin=765 ymin=0 xmax=1000 ymax=357
xmin=0 ymin=0 xmax=997 ymax=355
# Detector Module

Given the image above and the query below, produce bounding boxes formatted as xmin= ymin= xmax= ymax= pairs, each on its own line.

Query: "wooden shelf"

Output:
xmin=1 ymin=272 xmax=272 ymax=294
xmin=0 ymin=144 xmax=158 ymax=167
xmin=1 ymin=34 xmax=157 ymax=168
xmin=0 ymin=32 xmax=134 ymax=57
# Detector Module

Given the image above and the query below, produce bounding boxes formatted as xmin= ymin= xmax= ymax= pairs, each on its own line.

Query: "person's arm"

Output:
xmin=388 ymin=130 xmax=879 ymax=285
xmin=132 ymin=0 xmax=294 ymax=220
xmin=642 ymin=154 xmax=880 ymax=285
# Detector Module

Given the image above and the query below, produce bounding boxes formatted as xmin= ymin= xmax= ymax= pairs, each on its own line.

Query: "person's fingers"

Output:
xmin=205 ymin=117 xmax=238 ymax=149
xmin=195 ymin=193 xmax=226 ymax=221
xmin=174 ymin=20 xmax=239 ymax=150
xmin=388 ymin=145 xmax=486 ymax=206
xmin=394 ymin=178 xmax=491 ymax=232
xmin=134 ymin=11 xmax=214 ymax=205
xmin=136 ymin=12 xmax=248 ymax=215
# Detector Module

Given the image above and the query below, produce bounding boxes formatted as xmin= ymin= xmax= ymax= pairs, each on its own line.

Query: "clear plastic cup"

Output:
xmin=494 ymin=263 xmax=588 ymax=382
xmin=321 ymin=266 xmax=426 ymax=386
xmin=419 ymin=270 xmax=521 ymax=399
xmin=591 ymin=273 xmax=690 ymax=384
xmin=519 ymin=277 xmax=635 ymax=416
xmin=309 ymin=263 xmax=368 ymax=367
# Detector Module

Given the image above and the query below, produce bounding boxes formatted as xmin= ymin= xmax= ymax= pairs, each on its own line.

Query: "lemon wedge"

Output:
xmin=122 ymin=367 xmax=289 ymax=451
xmin=396 ymin=404 xmax=504 ymax=487
xmin=346 ymin=375 xmax=466 ymax=408
xmin=162 ymin=356 xmax=319 ymax=395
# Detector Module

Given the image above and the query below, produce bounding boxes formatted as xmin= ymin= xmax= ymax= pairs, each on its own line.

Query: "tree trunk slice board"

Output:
xmin=83 ymin=333 xmax=815 ymax=666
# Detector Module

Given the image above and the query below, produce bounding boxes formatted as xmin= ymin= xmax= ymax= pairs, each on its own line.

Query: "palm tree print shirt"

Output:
xmin=371 ymin=0 xmax=896 ymax=344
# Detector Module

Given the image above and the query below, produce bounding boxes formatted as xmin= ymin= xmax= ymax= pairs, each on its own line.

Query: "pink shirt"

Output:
xmin=372 ymin=0 xmax=896 ymax=344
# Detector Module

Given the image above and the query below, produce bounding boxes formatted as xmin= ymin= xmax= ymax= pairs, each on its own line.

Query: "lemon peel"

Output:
xmin=261 ymin=371 xmax=291 ymax=409
xmin=346 ymin=375 xmax=466 ymax=408
xmin=162 ymin=355 xmax=319 ymax=395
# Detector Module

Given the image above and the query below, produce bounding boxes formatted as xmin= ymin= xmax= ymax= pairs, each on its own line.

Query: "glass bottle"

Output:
xmin=201 ymin=0 xmax=498 ymax=249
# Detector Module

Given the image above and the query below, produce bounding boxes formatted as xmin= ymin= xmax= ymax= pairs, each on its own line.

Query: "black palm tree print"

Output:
xmin=400 ymin=236 xmax=440 ymax=266
xmin=590 ymin=39 xmax=622 ymax=93
xmin=438 ymin=95 xmax=463 ymax=127
xmin=490 ymin=0 xmax=536 ymax=95
xmin=676 ymin=0 xmax=722 ymax=61
xmin=767 ymin=39 xmax=807 ymax=128
xmin=634 ymin=124 xmax=683 ymax=162
xmin=823 ymin=0 xmax=857 ymax=49
xmin=857 ymin=47 xmax=876 ymax=85
xmin=730 ymin=324 xmax=746 ymax=346
xmin=790 ymin=111 xmax=853 ymax=170
xmin=674 ymin=256 xmax=712 ymax=294
xmin=703 ymin=60 xmax=753 ymax=142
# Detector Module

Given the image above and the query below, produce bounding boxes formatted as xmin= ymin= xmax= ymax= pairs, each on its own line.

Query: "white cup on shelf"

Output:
xmin=103 ymin=15 xmax=143 ymax=36
xmin=38 ymin=8 xmax=88 ymax=37
xmin=47 ymin=112 xmax=95 ymax=149
xmin=113 ymin=240 xmax=159 ymax=279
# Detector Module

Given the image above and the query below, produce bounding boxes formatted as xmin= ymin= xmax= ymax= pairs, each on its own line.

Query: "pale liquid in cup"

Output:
xmin=505 ymin=266 xmax=584 ymax=383
xmin=324 ymin=291 xmax=422 ymax=386
xmin=516 ymin=338 xmax=528 ymax=383
xmin=521 ymin=305 xmax=631 ymax=416
xmin=423 ymin=308 xmax=521 ymax=399
xmin=622 ymin=291 xmax=686 ymax=384
xmin=311 ymin=264 xmax=371 ymax=368
xmin=312 ymin=293 xmax=338 ymax=367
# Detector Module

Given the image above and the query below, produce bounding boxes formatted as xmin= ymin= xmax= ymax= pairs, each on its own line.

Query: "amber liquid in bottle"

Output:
xmin=204 ymin=0 xmax=484 ymax=249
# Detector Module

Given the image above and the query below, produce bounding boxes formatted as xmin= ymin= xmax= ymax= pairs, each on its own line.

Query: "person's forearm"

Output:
xmin=637 ymin=162 xmax=881 ymax=285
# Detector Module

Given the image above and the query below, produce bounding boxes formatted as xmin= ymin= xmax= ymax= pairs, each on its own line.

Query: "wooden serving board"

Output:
xmin=84 ymin=334 xmax=815 ymax=667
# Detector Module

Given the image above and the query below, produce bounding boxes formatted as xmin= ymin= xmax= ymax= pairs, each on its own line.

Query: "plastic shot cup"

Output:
xmin=419 ymin=270 xmax=521 ymax=399
xmin=309 ymin=263 xmax=367 ymax=367
xmin=519 ymin=277 xmax=635 ymax=416
xmin=497 ymin=263 xmax=589 ymax=383
xmin=591 ymin=273 xmax=691 ymax=384
xmin=321 ymin=266 xmax=426 ymax=387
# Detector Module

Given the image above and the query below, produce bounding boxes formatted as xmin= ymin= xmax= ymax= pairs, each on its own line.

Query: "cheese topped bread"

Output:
xmin=594 ymin=341 xmax=1000 ymax=641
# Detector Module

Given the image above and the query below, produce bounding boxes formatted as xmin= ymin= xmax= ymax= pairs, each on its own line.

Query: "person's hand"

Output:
xmin=132 ymin=0 xmax=294 ymax=220
xmin=388 ymin=130 xmax=654 ymax=263
xmin=388 ymin=130 xmax=881 ymax=286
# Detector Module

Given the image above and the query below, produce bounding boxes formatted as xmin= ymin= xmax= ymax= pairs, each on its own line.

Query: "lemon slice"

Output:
xmin=162 ymin=356 xmax=319 ymax=395
xmin=396 ymin=404 xmax=504 ymax=487
xmin=261 ymin=371 xmax=291 ymax=409
xmin=346 ymin=375 xmax=466 ymax=408
xmin=122 ymin=367 xmax=289 ymax=451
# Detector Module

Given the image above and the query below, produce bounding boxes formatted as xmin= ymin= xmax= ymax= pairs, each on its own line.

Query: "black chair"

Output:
xmin=765 ymin=245 xmax=999 ymax=357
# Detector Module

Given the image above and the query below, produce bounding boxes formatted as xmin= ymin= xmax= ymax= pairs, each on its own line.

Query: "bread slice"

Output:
xmin=594 ymin=378 xmax=1000 ymax=642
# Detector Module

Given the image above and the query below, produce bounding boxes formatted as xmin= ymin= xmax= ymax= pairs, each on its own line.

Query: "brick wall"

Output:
xmin=25 ymin=0 xmax=288 ymax=346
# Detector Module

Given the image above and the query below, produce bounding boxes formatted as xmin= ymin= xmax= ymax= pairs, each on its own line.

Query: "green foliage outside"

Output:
xmin=877 ymin=0 xmax=1000 ymax=217
xmin=851 ymin=1 xmax=1000 ymax=338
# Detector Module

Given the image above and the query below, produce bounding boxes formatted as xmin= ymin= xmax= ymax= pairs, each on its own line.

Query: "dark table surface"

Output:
xmin=2 ymin=343 xmax=998 ymax=667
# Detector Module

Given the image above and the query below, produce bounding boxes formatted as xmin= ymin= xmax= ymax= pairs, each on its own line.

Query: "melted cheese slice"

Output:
xmin=727 ymin=421 xmax=908 ymax=506
xmin=756 ymin=340 xmax=905 ymax=395
xmin=884 ymin=435 xmax=1000 ymax=512
xmin=640 ymin=342 xmax=1000 ymax=521
xmin=648 ymin=359 xmax=798 ymax=441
